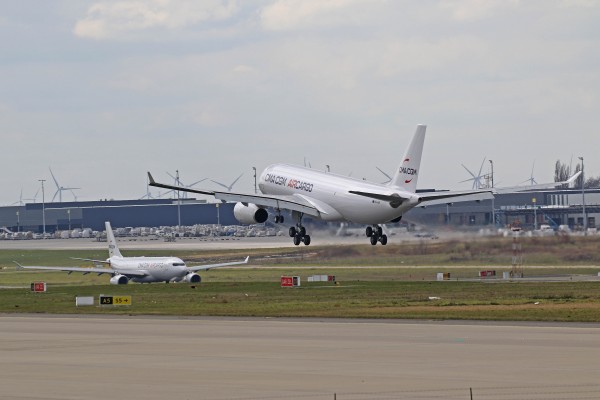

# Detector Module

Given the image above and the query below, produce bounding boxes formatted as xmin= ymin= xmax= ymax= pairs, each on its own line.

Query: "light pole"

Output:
xmin=176 ymin=169 xmax=181 ymax=230
xmin=579 ymin=156 xmax=586 ymax=233
xmin=532 ymin=197 xmax=537 ymax=230
xmin=252 ymin=167 xmax=257 ymax=194
xmin=489 ymin=160 xmax=495 ymax=226
xmin=39 ymin=179 xmax=46 ymax=237
xmin=216 ymin=202 xmax=220 ymax=236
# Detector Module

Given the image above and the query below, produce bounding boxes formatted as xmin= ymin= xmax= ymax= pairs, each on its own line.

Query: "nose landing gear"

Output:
xmin=366 ymin=225 xmax=387 ymax=245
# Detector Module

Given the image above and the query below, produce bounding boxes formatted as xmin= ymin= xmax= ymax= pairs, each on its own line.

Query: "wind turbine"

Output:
xmin=376 ymin=166 xmax=392 ymax=184
xmin=10 ymin=189 xmax=24 ymax=206
xmin=23 ymin=189 xmax=40 ymax=203
xmin=520 ymin=161 xmax=538 ymax=185
xmin=165 ymin=171 xmax=206 ymax=199
xmin=211 ymin=173 xmax=244 ymax=192
xmin=49 ymin=167 xmax=80 ymax=202
xmin=460 ymin=157 xmax=487 ymax=189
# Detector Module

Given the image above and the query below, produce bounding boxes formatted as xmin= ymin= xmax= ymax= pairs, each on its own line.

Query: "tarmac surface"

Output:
xmin=2 ymin=315 xmax=600 ymax=400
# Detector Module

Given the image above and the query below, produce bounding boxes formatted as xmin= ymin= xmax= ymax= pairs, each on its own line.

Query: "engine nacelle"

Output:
xmin=184 ymin=273 xmax=201 ymax=284
xmin=110 ymin=274 xmax=129 ymax=285
xmin=233 ymin=202 xmax=268 ymax=224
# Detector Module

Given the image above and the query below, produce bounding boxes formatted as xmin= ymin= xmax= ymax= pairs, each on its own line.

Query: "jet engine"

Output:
xmin=233 ymin=202 xmax=268 ymax=224
xmin=184 ymin=273 xmax=201 ymax=284
xmin=110 ymin=274 xmax=129 ymax=285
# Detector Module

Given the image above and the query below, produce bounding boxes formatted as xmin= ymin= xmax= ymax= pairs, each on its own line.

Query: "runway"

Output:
xmin=2 ymin=315 xmax=600 ymax=400
xmin=0 ymin=233 xmax=366 ymax=251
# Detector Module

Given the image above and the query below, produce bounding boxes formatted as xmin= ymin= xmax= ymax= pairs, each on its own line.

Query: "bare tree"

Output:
xmin=554 ymin=159 xmax=598 ymax=188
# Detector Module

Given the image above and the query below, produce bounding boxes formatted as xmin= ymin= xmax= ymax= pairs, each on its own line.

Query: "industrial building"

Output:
xmin=410 ymin=188 xmax=600 ymax=231
xmin=1 ymin=198 xmax=237 ymax=234
xmin=1 ymin=188 xmax=599 ymax=234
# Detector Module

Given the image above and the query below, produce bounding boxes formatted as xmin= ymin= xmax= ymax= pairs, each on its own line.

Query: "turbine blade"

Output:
xmin=477 ymin=157 xmax=487 ymax=176
xmin=48 ymin=167 xmax=60 ymax=188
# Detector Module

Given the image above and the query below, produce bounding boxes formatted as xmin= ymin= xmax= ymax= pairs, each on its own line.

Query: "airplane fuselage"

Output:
xmin=258 ymin=164 xmax=418 ymax=225
xmin=109 ymin=256 xmax=188 ymax=283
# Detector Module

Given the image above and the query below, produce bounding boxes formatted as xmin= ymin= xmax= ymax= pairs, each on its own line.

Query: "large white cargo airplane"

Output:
xmin=15 ymin=222 xmax=249 ymax=284
xmin=148 ymin=125 xmax=578 ymax=246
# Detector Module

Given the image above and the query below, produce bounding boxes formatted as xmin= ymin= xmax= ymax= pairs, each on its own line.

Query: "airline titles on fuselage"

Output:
xmin=264 ymin=173 xmax=314 ymax=193
xmin=138 ymin=262 xmax=172 ymax=270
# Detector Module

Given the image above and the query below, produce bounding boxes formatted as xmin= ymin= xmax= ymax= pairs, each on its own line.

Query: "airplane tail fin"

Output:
xmin=105 ymin=221 xmax=123 ymax=258
xmin=388 ymin=124 xmax=426 ymax=192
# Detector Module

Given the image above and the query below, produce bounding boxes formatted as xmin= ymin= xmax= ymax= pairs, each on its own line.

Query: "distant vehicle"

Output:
xmin=15 ymin=221 xmax=249 ymax=284
xmin=414 ymin=232 xmax=438 ymax=239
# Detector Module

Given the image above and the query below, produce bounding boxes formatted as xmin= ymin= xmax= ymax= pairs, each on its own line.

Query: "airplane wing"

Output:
xmin=349 ymin=171 xmax=582 ymax=208
xmin=493 ymin=171 xmax=582 ymax=194
xmin=13 ymin=262 xmax=148 ymax=277
xmin=349 ymin=189 xmax=494 ymax=208
xmin=417 ymin=190 xmax=495 ymax=207
xmin=186 ymin=256 xmax=250 ymax=272
xmin=70 ymin=257 xmax=110 ymax=264
xmin=148 ymin=172 xmax=321 ymax=217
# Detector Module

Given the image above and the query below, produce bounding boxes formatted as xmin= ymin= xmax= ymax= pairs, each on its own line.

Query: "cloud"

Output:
xmin=440 ymin=0 xmax=520 ymax=21
xmin=260 ymin=0 xmax=379 ymax=31
xmin=74 ymin=0 xmax=239 ymax=40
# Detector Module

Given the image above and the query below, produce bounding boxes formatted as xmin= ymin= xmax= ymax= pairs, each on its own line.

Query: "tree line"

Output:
xmin=554 ymin=160 xmax=600 ymax=188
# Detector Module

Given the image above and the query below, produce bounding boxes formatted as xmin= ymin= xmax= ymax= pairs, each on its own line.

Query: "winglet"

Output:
xmin=13 ymin=261 xmax=23 ymax=271
xmin=147 ymin=172 xmax=156 ymax=185
xmin=566 ymin=171 xmax=582 ymax=187
xmin=244 ymin=256 xmax=249 ymax=264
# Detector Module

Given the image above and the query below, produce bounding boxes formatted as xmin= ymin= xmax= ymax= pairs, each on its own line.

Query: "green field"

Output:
xmin=1 ymin=236 xmax=600 ymax=321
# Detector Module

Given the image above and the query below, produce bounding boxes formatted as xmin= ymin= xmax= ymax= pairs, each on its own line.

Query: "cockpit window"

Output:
xmin=173 ymin=263 xmax=186 ymax=267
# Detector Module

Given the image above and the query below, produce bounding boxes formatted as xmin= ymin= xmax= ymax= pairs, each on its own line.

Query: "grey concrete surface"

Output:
xmin=2 ymin=315 xmax=600 ymax=399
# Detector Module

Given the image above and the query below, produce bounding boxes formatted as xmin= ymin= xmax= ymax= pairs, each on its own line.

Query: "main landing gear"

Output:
xmin=289 ymin=225 xmax=311 ymax=246
xmin=366 ymin=225 xmax=387 ymax=245
xmin=288 ymin=212 xmax=310 ymax=246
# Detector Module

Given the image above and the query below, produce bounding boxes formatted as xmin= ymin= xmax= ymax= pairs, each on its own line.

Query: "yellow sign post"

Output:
xmin=99 ymin=295 xmax=132 ymax=306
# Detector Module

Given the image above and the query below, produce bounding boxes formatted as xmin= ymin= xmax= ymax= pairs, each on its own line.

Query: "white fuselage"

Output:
xmin=109 ymin=256 xmax=188 ymax=283
xmin=258 ymin=164 xmax=418 ymax=225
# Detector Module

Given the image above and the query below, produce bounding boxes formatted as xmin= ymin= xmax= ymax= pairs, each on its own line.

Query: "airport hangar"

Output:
xmin=0 ymin=188 xmax=598 ymax=233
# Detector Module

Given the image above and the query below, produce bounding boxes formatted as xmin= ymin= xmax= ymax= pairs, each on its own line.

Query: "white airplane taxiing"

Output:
xmin=15 ymin=221 xmax=249 ymax=284
xmin=148 ymin=124 xmax=578 ymax=246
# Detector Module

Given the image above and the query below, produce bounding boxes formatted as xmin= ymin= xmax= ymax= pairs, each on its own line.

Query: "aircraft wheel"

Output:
xmin=366 ymin=226 xmax=373 ymax=237
xmin=299 ymin=226 xmax=306 ymax=236
xmin=303 ymin=235 xmax=311 ymax=246
xmin=380 ymin=234 xmax=388 ymax=245
xmin=280 ymin=216 xmax=284 ymax=223
xmin=275 ymin=216 xmax=280 ymax=223
xmin=377 ymin=226 xmax=383 ymax=236
xmin=293 ymin=235 xmax=302 ymax=245
xmin=370 ymin=235 xmax=378 ymax=245
xmin=289 ymin=227 xmax=297 ymax=237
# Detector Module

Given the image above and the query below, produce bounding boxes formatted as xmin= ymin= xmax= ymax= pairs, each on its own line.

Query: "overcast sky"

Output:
xmin=2 ymin=0 xmax=599 ymax=205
